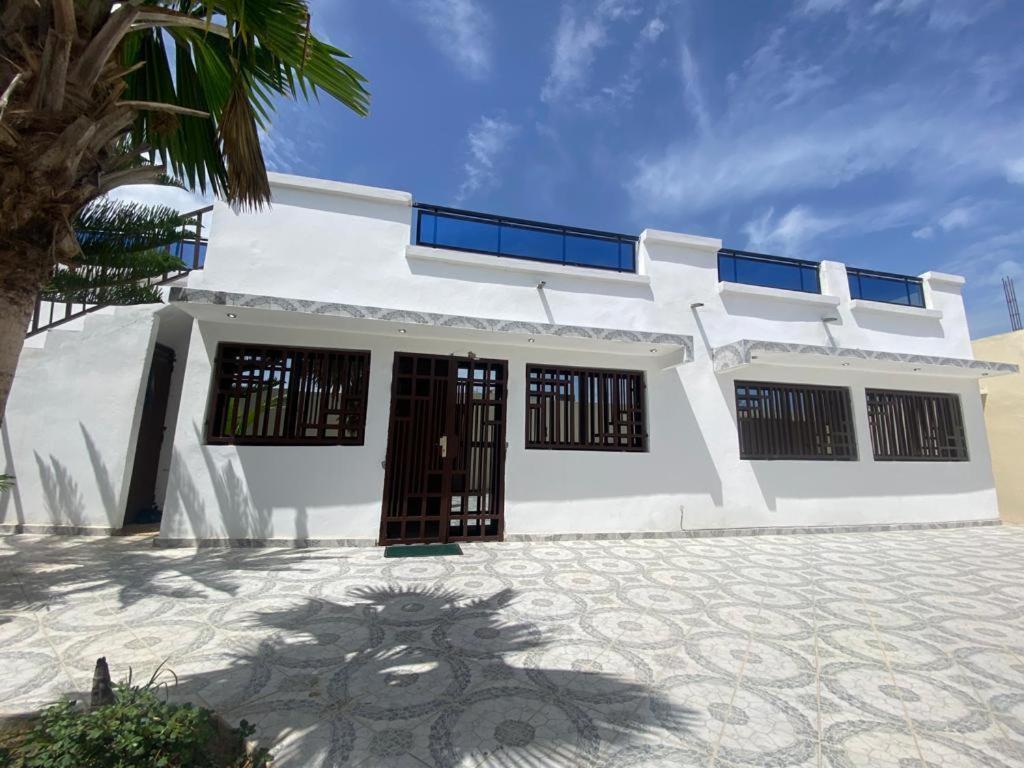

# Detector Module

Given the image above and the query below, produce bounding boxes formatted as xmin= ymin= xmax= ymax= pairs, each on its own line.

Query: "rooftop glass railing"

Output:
xmin=717 ymin=249 xmax=821 ymax=294
xmin=414 ymin=204 xmax=638 ymax=273
xmin=847 ymin=267 xmax=925 ymax=308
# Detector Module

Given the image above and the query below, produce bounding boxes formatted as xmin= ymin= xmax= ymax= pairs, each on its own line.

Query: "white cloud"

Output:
xmin=106 ymin=184 xmax=210 ymax=214
xmin=937 ymin=205 xmax=976 ymax=232
xmin=542 ymin=9 xmax=609 ymax=103
xmin=910 ymin=200 xmax=990 ymax=240
xmin=728 ymin=29 xmax=834 ymax=112
xmin=627 ymin=57 xmax=1021 ymax=217
xmin=936 ymin=228 xmax=1024 ymax=337
xmin=1006 ymin=158 xmax=1024 ymax=185
xmin=743 ymin=206 xmax=842 ymax=253
xmin=541 ymin=0 xmax=642 ymax=103
xmin=679 ymin=44 xmax=710 ymax=133
xmin=798 ymin=0 xmax=848 ymax=14
xmin=743 ymin=199 xmax=928 ymax=254
xmin=640 ymin=17 xmax=666 ymax=41
xmin=455 ymin=116 xmax=518 ymax=204
xmin=869 ymin=0 xmax=995 ymax=29
xmin=409 ymin=0 xmax=492 ymax=80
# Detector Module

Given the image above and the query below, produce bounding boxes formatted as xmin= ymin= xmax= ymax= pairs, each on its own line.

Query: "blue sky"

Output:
xmin=131 ymin=0 xmax=1024 ymax=338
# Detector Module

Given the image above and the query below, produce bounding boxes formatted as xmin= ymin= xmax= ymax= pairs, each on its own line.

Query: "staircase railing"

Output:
xmin=26 ymin=205 xmax=212 ymax=338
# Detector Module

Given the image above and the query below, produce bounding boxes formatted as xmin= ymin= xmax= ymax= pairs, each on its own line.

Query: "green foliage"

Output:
xmin=0 ymin=475 xmax=13 ymax=494
xmin=123 ymin=0 xmax=370 ymax=209
xmin=42 ymin=200 xmax=194 ymax=306
xmin=2 ymin=672 xmax=268 ymax=768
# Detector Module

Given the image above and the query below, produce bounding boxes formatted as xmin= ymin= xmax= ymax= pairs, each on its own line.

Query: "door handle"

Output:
xmin=439 ymin=435 xmax=448 ymax=458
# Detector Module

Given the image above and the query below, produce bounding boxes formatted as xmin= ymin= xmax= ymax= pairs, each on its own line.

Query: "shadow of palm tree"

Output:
xmin=171 ymin=584 xmax=699 ymax=767
xmin=0 ymin=534 xmax=341 ymax=612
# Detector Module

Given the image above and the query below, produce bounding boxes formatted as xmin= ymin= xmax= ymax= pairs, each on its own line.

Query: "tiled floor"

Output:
xmin=2 ymin=527 xmax=1024 ymax=766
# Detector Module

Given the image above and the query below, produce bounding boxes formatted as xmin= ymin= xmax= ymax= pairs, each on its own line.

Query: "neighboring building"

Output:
xmin=2 ymin=173 xmax=1017 ymax=545
xmin=972 ymin=330 xmax=1024 ymax=524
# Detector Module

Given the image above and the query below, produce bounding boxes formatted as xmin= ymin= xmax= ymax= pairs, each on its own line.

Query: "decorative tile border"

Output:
xmin=712 ymin=338 xmax=1019 ymax=375
xmin=0 ymin=524 xmax=116 ymax=536
xmin=168 ymin=287 xmax=693 ymax=358
xmin=4 ymin=518 xmax=999 ymax=547
xmin=152 ymin=536 xmax=377 ymax=549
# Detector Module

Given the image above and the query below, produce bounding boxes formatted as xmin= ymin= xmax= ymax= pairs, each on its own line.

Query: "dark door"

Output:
xmin=123 ymin=344 xmax=175 ymax=525
xmin=380 ymin=353 xmax=507 ymax=545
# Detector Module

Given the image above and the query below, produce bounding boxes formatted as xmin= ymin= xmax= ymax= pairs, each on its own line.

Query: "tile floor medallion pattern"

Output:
xmin=2 ymin=527 xmax=1024 ymax=766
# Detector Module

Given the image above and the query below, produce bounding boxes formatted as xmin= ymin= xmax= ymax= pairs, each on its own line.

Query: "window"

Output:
xmin=207 ymin=344 xmax=370 ymax=445
xmin=865 ymin=389 xmax=967 ymax=461
xmin=734 ymin=381 xmax=856 ymax=460
xmin=526 ymin=365 xmax=646 ymax=451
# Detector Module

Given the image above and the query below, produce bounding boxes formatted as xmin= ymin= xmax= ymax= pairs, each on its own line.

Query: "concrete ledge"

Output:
xmin=718 ymin=281 xmax=841 ymax=307
xmin=919 ymin=271 xmax=966 ymax=287
xmin=640 ymin=229 xmax=721 ymax=251
xmin=267 ymin=172 xmax=412 ymax=206
xmin=0 ymin=524 xmax=116 ymax=536
xmin=849 ymin=299 xmax=943 ymax=319
xmin=153 ymin=537 xmax=377 ymax=549
xmin=507 ymin=518 xmax=1000 ymax=542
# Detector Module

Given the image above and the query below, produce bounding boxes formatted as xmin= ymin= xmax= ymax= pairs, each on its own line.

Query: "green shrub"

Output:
xmin=1 ymin=674 xmax=268 ymax=768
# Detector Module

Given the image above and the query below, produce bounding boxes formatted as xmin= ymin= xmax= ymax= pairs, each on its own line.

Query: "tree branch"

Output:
xmin=73 ymin=4 xmax=140 ymax=90
xmin=0 ymin=72 xmax=23 ymax=123
xmin=97 ymin=164 xmax=167 ymax=194
xmin=118 ymin=100 xmax=211 ymax=118
xmin=131 ymin=9 xmax=231 ymax=38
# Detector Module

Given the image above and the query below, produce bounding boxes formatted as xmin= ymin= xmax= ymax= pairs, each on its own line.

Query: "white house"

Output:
xmin=2 ymin=172 xmax=1017 ymax=546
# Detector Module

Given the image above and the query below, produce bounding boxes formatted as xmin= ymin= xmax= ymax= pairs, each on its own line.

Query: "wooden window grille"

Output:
xmin=734 ymin=381 xmax=857 ymax=460
xmin=207 ymin=344 xmax=370 ymax=445
xmin=865 ymin=389 xmax=968 ymax=461
xmin=526 ymin=365 xmax=646 ymax=451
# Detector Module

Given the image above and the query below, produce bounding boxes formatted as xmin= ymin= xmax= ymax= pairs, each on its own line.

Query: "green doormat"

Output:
xmin=384 ymin=543 xmax=463 ymax=558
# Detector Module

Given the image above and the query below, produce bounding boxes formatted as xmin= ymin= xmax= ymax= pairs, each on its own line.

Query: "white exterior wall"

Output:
xmin=156 ymin=174 xmax=1000 ymax=542
xmin=160 ymin=320 xmax=996 ymax=543
xmin=1 ymin=307 xmax=158 ymax=531
xmin=193 ymin=175 xmax=973 ymax=361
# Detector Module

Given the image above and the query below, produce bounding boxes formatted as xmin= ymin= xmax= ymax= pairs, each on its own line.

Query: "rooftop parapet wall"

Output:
xmin=191 ymin=172 xmax=973 ymax=360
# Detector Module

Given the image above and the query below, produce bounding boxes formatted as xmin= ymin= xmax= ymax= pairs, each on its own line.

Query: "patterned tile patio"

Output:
xmin=2 ymin=526 xmax=1024 ymax=766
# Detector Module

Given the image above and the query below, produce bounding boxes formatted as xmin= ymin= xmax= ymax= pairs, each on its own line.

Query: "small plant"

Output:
xmin=0 ymin=665 xmax=268 ymax=768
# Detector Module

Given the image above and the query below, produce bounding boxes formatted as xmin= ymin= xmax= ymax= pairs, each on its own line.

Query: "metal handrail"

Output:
xmin=717 ymin=248 xmax=822 ymax=294
xmin=26 ymin=205 xmax=212 ymax=338
xmin=717 ymin=248 xmax=820 ymax=269
xmin=414 ymin=202 xmax=638 ymax=273
xmin=847 ymin=266 xmax=925 ymax=308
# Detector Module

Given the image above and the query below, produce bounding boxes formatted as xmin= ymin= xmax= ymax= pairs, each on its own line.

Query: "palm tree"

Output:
xmin=0 ymin=1 xmax=369 ymax=420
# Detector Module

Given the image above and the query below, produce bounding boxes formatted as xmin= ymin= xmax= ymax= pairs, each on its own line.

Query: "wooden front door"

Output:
xmin=124 ymin=343 xmax=175 ymax=526
xmin=380 ymin=353 xmax=507 ymax=545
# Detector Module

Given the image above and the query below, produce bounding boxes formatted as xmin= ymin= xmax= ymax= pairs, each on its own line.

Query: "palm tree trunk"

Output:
xmin=0 ymin=251 xmax=47 ymax=422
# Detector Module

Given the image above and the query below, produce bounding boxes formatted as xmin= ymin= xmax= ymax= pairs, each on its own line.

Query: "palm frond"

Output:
xmin=75 ymin=199 xmax=194 ymax=258
xmin=220 ymin=75 xmax=270 ymax=210
xmin=43 ymin=246 xmax=184 ymax=305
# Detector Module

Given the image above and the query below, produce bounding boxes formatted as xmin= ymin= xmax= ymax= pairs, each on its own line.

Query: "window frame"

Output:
xmin=865 ymin=388 xmax=968 ymax=462
xmin=734 ymin=380 xmax=858 ymax=461
xmin=206 ymin=342 xmax=371 ymax=446
xmin=524 ymin=364 xmax=648 ymax=452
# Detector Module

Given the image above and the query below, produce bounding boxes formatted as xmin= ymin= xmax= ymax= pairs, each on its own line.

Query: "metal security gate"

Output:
xmin=380 ymin=353 xmax=507 ymax=545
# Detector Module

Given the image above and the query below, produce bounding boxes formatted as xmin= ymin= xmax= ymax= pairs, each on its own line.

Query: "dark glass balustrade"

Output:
xmin=415 ymin=204 xmax=637 ymax=273
xmin=848 ymin=268 xmax=925 ymax=307
xmin=718 ymin=249 xmax=821 ymax=294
